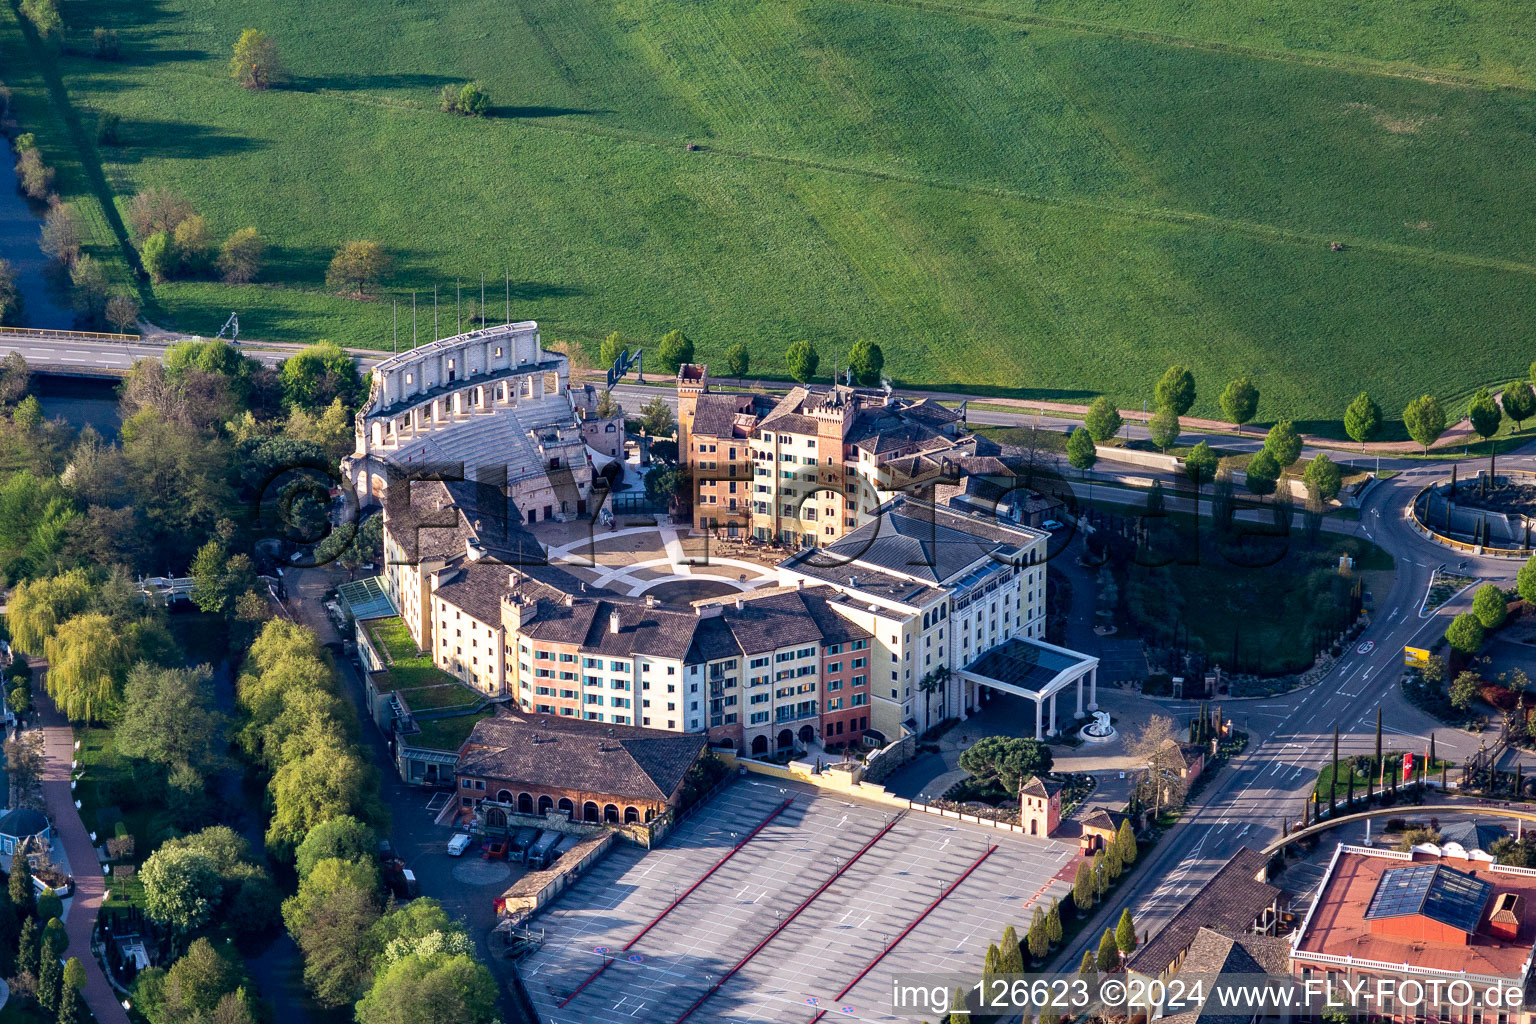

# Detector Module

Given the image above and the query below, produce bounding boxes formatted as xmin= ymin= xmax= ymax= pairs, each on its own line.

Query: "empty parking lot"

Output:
xmin=517 ymin=778 xmax=1076 ymax=1024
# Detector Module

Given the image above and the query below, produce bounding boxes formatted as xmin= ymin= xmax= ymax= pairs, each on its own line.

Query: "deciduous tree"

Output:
xmin=1218 ymin=376 xmax=1258 ymax=431
xmin=785 ymin=339 xmax=819 ymax=384
xmin=848 ymin=338 xmax=884 ymax=386
xmin=1344 ymin=392 xmax=1381 ymax=450
xmin=230 ymin=29 xmax=281 ymax=89
xmin=1084 ymin=395 xmax=1122 ymax=443
xmin=1154 ymin=366 xmax=1196 ymax=416
xmin=325 ymin=241 xmax=389 ymax=297
xmin=1403 ymin=394 xmax=1446 ymax=454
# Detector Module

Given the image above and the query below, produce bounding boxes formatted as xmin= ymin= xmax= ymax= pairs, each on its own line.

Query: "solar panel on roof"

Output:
xmin=1364 ymin=863 xmax=1492 ymax=934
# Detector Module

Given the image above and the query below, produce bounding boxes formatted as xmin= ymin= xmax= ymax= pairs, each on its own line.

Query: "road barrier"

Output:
xmin=0 ymin=326 xmax=140 ymax=342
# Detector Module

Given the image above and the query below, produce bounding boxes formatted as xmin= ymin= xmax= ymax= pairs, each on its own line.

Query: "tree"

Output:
xmin=1096 ymin=928 xmax=1119 ymax=972
xmin=1472 ymin=584 xmax=1508 ymax=631
xmin=172 ymin=214 xmax=214 ymax=276
xmin=355 ymin=952 xmax=499 ymax=1024
xmin=1445 ymin=612 xmax=1485 ymax=655
xmin=230 ymin=29 xmax=281 ymax=89
xmin=10 ymin=856 xmax=36 ymax=920
xmin=598 ymin=332 xmax=626 ymax=369
xmin=69 ymin=255 xmax=109 ymax=323
xmin=848 ymin=338 xmax=884 ymax=386
xmin=1263 ymin=419 xmax=1303 ymax=468
xmin=20 ymin=0 xmax=60 ymax=37
xmin=1147 ymin=406 xmax=1179 ymax=452
xmin=279 ymin=341 xmax=362 ymax=412
xmin=1218 ymin=377 xmax=1258 ymax=430
xmin=655 ymin=329 xmax=694 ymax=374
xmin=1183 ymin=441 xmax=1217 ymax=491
xmin=1154 ymin=366 xmax=1196 ymax=416
xmin=142 ymin=845 xmax=223 ymax=933
xmin=1505 ymin=381 xmax=1536 ymax=432
xmin=295 ymin=816 xmax=376 ymax=879
xmin=1066 ymin=427 xmax=1096 ymax=474
xmin=456 ymin=82 xmax=490 ymax=116
xmin=1450 ymin=671 xmax=1481 ymax=712
xmin=1518 ymin=555 xmax=1536 ymax=606
xmin=105 ymin=294 xmax=140 ymax=333
xmin=6 ymin=568 xmax=93 ymax=654
xmin=282 ymin=858 xmax=383 ymax=1006
xmin=1073 ymin=861 xmax=1093 ymax=911
xmin=39 ymin=204 xmax=81 ymax=266
xmin=1302 ymin=453 xmax=1342 ymax=503
xmin=1468 ymin=386 xmax=1503 ymax=480
xmin=956 ymin=736 xmax=1052 ymax=797
xmin=722 ymin=343 xmax=750 ymax=382
xmin=1244 ymin=449 xmax=1280 ymax=498
xmin=141 ymin=231 xmax=174 ymax=284
xmin=1403 ymin=394 xmax=1446 ymax=454
xmin=1116 ymin=819 xmax=1137 ymax=864
xmin=639 ymin=395 xmax=675 ymax=438
xmin=217 ymin=227 xmax=265 ymax=284
xmin=1344 ymin=392 xmax=1382 ymax=450
xmin=1115 ymin=908 xmax=1138 ymax=954
xmin=325 ymin=241 xmax=389 ymax=297
xmin=785 ymin=339 xmax=820 ymax=384
xmin=1084 ymin=395 xmax=1122 ymax=443
xmin=116 ymin=663 xmax=228 ymax=773
xmin=42 ymin=612 xmax=129 ymax=722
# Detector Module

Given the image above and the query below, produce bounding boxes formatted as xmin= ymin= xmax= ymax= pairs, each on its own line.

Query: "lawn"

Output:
xmin=408 ymin=710 xmax=492 ymax=752
xmin=9 ymin=0 xmax=1536 ymax=430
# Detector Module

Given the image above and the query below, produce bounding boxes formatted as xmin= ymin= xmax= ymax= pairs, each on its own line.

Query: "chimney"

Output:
xmin=609 ymin=609 xmax=622 ymax=634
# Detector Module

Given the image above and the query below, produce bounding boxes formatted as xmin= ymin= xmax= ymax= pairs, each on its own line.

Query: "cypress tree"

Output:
xmin=1001 ymin=923 xmax=1024 ymax=973
xmin=1115 ymin=908 xmax=1138 ymax=954
xmin=39 ymin=951 xmax=61 ymax=1012
xmin=1096 ymin=928 xmax=1119 ymax=972
xmin=10 ymin=856 xmax=35 ymax=920
xmin=1117 ymin=819 xmax=1138 ymax=864
xmin=1073 ymin=861 xmax=1094 ymax=910
xmin=16 ymin=916 xmax=39 ymax=979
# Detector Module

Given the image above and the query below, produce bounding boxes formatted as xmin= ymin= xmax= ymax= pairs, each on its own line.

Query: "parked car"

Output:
xmin=446 ymin=833 xmax=473 ymax=857
xmin=482 ymin=839 xmax=509 ymax=861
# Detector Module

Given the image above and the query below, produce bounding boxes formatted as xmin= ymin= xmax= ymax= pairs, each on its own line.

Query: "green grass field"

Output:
xmin=11 ymin=0 xmax=1536 ymax=428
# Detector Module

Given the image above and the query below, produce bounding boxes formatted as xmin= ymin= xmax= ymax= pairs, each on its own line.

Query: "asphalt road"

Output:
xmin=1055 ymin=446 xmax=1536 ymax=970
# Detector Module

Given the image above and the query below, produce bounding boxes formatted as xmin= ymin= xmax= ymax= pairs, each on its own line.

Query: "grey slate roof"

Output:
xmin=457 ymin=710 xmax=707 ymax=802
xmin=1127 ymin=848 xmax=1279 ymax=977
xmin=818 ymin=496 xmax=1038 ymax=585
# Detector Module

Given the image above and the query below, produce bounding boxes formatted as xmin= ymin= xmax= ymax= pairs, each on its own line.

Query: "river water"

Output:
xmin=0 ymin=141 xmax=77 ymax=329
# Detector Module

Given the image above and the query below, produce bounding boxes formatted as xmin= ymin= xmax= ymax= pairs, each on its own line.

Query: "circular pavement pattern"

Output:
xmin=645 ymin=579 xmax=744 ymax=604
xmin=451 ymin=858 xmax=513 ymax=886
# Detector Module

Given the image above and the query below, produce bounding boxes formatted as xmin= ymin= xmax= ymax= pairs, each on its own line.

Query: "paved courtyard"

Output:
xmin=518 ymin=778 xmax=1076 ymax=1024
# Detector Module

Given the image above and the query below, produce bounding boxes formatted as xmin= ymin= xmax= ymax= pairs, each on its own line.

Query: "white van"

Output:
xmin=446 ymin=833 xmax=472 ymax=856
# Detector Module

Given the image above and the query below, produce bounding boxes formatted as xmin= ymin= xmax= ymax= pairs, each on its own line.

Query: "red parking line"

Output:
xmin=672 ymin=813 xmax=906 ymax=1024
xmin=805 ymin=844 xmax=999 ymax=1024
xmin=557 ymin=797 xmax=796 ymax=1009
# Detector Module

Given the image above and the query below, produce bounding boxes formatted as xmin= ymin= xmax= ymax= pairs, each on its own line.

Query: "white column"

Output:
xmin=1088 ymin=667 xmax=1098 ymax=711
xmin=1034 ymin=697 xmax=1043 ymax=741
xmin=1075 ymin=675 xmax=1084 ymax=719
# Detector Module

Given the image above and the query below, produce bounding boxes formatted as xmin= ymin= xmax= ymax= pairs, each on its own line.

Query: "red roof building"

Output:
xmin=1293 ymin=842 xmax=1536 ymax=1005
